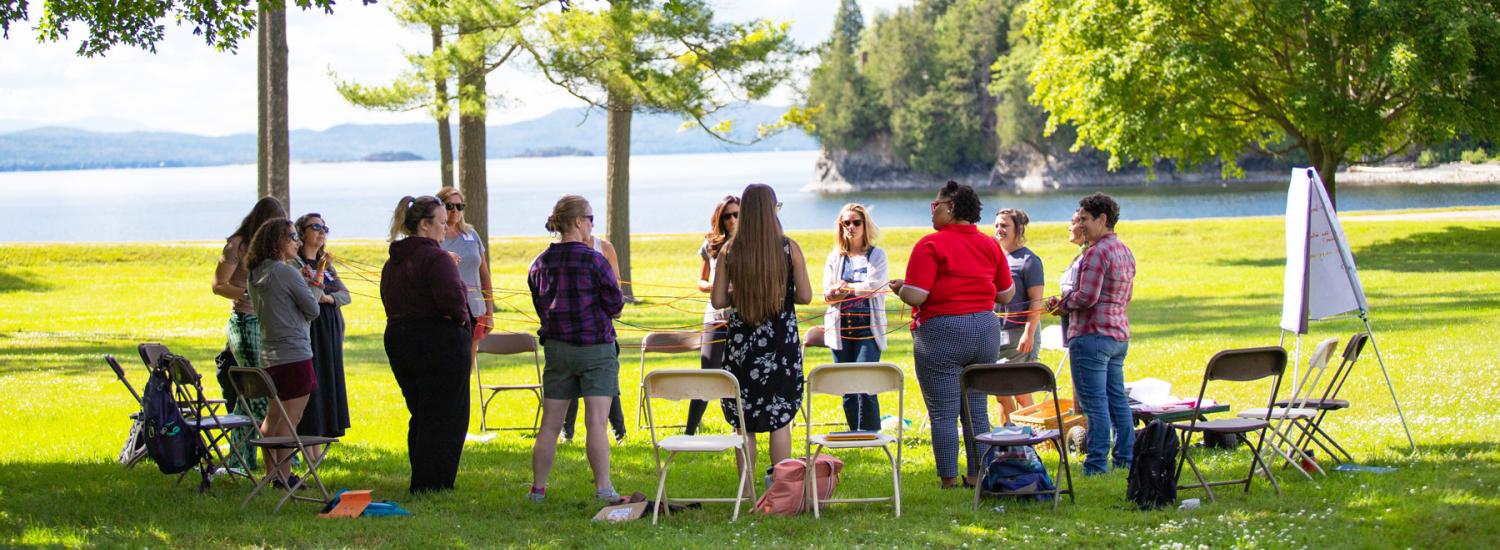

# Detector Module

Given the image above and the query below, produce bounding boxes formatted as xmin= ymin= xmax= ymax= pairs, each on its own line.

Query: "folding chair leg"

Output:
xmin=652 ymin=451 xmax=676 ymax=526
xmin=1261 ymin=426 xmax=1316 ymax=480
xmin=530 ymin=389 xmax=543 ymax=434
xmin=1243 ymin=432 xmax=1281 ymax=497
xmin=1059 ymin=436 xmax=1075 ymax=504
xmin=882 ymin=445 xmax=901 ymax=518
xmin=733 ymin=448 xmax=750 ymax=522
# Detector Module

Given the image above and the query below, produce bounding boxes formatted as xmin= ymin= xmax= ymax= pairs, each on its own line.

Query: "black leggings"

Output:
xmin=386 ymin=318 xmax=471 ymax=493
xmin=685 ymin=323 xmax=728 ymax=435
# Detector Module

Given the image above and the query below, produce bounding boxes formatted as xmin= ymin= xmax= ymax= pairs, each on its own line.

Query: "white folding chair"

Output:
xmin=634 ymin=331 xmax=703 ymax=430
xmin=1238 ymin=337 xmax=1339 ymax=478
xmin=804 ymin=362 xmax=905 ymax=518
xmin=642 ymin=369 xmax=756 ymax=525
xmin=475 ymin=332 xmax=544 ymax=434
xmin=796 ymin=327 xmax=852 ymax=430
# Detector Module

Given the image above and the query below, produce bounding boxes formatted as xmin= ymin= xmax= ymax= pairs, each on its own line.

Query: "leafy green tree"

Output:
xmin=803 ymin=0 xmax=880 ymax=151
xmin=1026 ymin=0 xmax=1500 ymax=206
xmin=524 ymin=0 xmax=797 ymax=300
xmin=831 ymin=0 xmax=862 ymax=49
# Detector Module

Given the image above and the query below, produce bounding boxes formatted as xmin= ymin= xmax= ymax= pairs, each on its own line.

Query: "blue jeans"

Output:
xmin=1068 ymin=334 xmax=1132 ymax=475
xmin=831 ymin=337 xmax=882 ymax=431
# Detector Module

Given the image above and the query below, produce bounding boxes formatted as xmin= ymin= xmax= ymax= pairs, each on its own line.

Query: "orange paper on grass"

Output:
xmin=318 ymin=490 xmax=373 ymax=518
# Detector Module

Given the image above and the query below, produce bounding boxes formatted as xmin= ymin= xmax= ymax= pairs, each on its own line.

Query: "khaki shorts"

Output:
xmin=542 ymin=341 xmax=620 ymax=400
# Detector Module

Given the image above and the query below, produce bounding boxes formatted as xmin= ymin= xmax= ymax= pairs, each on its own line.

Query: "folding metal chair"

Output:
xmin=227 ymin=367 xmax=338 ymax=512
xmin=104 ymin=355 xmax=149 ymax=468
xmin=961 ymin=362 xmax=1075 ymax=510
xmin=642 ymin=369 xmax=756 ymax=525
xmin=475 ymin=332 xmax=544 ymax=433
xmin=796 ymin=327 xmax=854 ymax=430
xmin=1173 ymin=347 xmax=1286 ymax=502
xmin=137 ymin=343 xmax=230 ymax=412
xmin=1276 ymin=333 xmax=1368 ymax=464
xmin=804 ymin=362 xmax=905 ymax=518
xmin=157 ymin=353 xmax=257 ymax=483
xmin=634 ymin=332 xmax=704 ymax=430
xmin=1237 ymin=337 xmax=1338 ymax=478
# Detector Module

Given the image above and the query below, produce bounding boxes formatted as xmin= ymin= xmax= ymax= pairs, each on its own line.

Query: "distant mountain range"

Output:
xmin=0 ymin=105 xmax=817 ymax=172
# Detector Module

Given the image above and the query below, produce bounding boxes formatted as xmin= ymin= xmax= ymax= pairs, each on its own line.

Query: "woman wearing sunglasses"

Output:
xmin=293 ymin=213 xmax=350 ymax=462
xmin=436 ymin=188 xmax=494 ymax=360
xmin=684 ymin=195 xmax=740 ymax=435
xmin=246 ymin=217 xmax=321 ymax=489
xmin=821 ymin=203 xmax=888 ymax=431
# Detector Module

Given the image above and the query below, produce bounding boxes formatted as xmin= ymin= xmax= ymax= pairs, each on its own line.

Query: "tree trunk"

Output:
xmin=258 ymin=6 xmax=290 ymax=211
xmin=457 ymin=56 xmax=488 ymax=250
xmin=432 ymin=23 xmax=454 ymax=188
xmin=1318 ymin=154 xmax=1340 ymax=211
xmin=606 ymin=89 xmax=634 ymax=301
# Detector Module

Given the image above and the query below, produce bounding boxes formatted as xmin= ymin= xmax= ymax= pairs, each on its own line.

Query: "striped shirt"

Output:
xmin=1060 ymin=232 xmax=1135 ymax=341
xmin=528 ymin=241 xmax=624 ymax=346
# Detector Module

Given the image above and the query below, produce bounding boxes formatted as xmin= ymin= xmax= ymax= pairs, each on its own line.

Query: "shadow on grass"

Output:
xmin=0 ymin=269 xmax=53 ymax=293
xmin=1215 ymin=226 xmax=1500 ymax=272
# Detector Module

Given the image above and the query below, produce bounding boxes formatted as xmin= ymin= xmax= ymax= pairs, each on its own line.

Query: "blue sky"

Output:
xmin=0 ymin=1 xmax=906 ymax=136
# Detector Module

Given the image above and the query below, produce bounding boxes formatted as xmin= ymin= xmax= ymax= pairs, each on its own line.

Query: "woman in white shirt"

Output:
xmin=822 ymin=203 xmax=889 ymax=431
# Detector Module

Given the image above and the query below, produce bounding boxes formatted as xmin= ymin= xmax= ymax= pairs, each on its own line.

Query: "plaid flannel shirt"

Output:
xmin=528 ymin=241 xmax=624 ymax=346
xmin=1060 ymin=232 xmax=1135 ymax=342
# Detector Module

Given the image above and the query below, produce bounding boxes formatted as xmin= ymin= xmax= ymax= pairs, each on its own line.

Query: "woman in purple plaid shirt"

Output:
xmin=527 ymin=195 xmax=627 ymax=504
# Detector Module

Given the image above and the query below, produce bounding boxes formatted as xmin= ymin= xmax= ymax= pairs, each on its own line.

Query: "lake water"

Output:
xmin=3 ymin=150 xmax=1500 ymax=242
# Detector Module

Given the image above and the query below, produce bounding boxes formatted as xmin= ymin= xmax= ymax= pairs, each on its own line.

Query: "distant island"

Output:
xmin=362 ymin=151 xmax=423 ymax=162
xmin=0 ymin=104 xmax=815 ymax=173
xmin=516 ymin=146 xmax=593 ymax=158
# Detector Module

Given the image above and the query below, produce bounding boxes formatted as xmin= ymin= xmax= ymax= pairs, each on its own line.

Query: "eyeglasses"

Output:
xmin=445 ymin=202 xmax=465 ymax=212
xmin=584 ymin=215 xmax=595 ymax=223
xmin=303 ymin=223 xmax=330 ymax=234
xmin=776 ymin=202 xmax=784 ymax=211
xmin=930 ymin=199 xmax=953 ymax=209
xmin=720 ymin=212 xmax=739 ymax=220
xmin=288 ymin=232 xmax=301 ymax=242
xmin=841 ymin=219 xmax=864 ymax=228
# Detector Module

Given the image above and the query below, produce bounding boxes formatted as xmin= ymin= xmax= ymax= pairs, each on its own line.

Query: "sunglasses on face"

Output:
xmin=288 ymin=232 xmax=301 ymax=242
xmin=584 ymin=215 xmax=595 ymax=223
xmin=303 ymin=223 xmax=330 ymax=234
xmin=776 ymin=202 xmax=784 ymax=211
xmin=721 ymin=212 xmax=739 ymax=220
xmin=445 ymin=202 xmax=465 ymax=212
xmin=841 ymin=219 xmax=863 ymax=228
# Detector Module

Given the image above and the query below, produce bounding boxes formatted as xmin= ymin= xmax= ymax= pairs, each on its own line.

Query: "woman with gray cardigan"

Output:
xmin=246 ymin=217 xmax=321 ymax=488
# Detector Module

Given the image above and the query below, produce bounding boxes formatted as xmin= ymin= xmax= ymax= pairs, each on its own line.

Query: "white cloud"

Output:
xmin=0 ymin=1 xmax=908 ymax=135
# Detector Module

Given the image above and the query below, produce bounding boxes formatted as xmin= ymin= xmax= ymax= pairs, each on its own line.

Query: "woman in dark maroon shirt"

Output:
xmin=381 ymin=195 xmax=472 ymax=493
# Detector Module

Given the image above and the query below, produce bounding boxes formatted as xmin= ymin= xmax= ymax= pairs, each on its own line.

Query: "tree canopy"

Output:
xmin=2 ymin=0 xmax=372 ymax=56
xmin=1025 ymin=0 xmax=1500 ymax=203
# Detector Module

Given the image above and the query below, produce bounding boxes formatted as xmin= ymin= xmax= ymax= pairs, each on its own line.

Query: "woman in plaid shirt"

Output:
xmin=1046 ymin=193 xmax=1136 ymax=475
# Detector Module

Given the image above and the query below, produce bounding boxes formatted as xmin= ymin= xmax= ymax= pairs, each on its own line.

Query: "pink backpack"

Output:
xmin=754 ymin=454 xmax=843 ymax=516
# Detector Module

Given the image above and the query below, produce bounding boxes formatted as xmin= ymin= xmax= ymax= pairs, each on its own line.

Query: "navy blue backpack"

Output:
xmin=141 ymin=367 xmax=204 ymax=475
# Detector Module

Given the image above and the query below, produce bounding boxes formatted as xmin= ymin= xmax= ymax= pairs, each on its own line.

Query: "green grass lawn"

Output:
xmin=2 ymin=213 xmax=1498 ymax=548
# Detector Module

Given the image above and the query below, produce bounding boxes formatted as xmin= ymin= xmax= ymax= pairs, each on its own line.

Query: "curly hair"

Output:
xmin=1078 ymin=192 xmax=1120 ymax=229
xmin=939 ymin=181 xmax=983 ymax=223
xmin=244 ymin=217 xmax=293 ymax=272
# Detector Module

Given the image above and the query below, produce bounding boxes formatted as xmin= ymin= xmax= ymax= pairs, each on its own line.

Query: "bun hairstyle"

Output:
xmin=545 ymin=194 xmax=590 ymax=234
xmin=388 ymin=195 xmax=443 ymax=242
xmin=244 ymin=217 xmax=292 ymax=271
xmin=996 ymin=207 xmax=1030 ymax=244
xmin=939 ymin=181 xmax=983 ymax=223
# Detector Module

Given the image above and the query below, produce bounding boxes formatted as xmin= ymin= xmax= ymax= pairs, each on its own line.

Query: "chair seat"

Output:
xmin=976 ymin=429 xmax=1060 ymax=447
xmin=1274 ymin=398 xmax=1349 ymax=410
xmin=811 ymin=433 xmax=896 ymax=448
xmin=188 ymin=414 xmax=256 ymax=430
xmin=249 ymin=435 xmax=339 ymax=449
xmin=480 ymin=383 xmax=542 ymax=391
xmin=1173 ymin=418 xmax=1267 ymax=433
xmin=657 ymin=435 xmax=744 ymax=452
xmin=1237 ymin=407 xmax=1316 ymax=420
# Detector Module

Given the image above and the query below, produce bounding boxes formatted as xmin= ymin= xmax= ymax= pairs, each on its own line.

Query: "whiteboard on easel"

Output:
xmin=1280 ymin=168 xmax=1369 ymax=334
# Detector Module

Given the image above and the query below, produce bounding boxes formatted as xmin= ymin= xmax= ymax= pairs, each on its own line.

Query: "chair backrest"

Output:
xmin=1342 ymin=332 xmax=1369 ymax=363
xmin=803 ymin=326 xmax=828 ymax=349
xmin=643 ymin=369 xmax=739 ymax=402
xmin=806 ymin=362 xmax=902 ymax=396
xmin=477 ymin=332 xmax=538 ymax=355
xmin=138 ymin=342 xmax=169 ymax=369
xmin=227 ymin=366 xmax=279 ymax=401
xmin=1289 ymin=337 xmax=1339 ymax=406
xmin=105 ymin=355 xmax=144 ymax=405
xmin=1205 ymin=347 xmax=1287 ymax=382
xmin=960 ymin=362 xmax=1057 ymax=397
xmin=640 ymin=332 xmax=702 ymax=354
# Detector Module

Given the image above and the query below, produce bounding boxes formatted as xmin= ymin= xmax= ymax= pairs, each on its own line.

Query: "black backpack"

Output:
xmin=141 ymin=366 xmax=204 ymax=475
xmin=1126 ymin=420 xmax=1179 ymax=510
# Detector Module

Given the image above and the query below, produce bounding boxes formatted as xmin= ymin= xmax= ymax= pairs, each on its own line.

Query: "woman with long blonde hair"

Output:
xmin=822 ymin=203 xmax=889 ymax=431
xmin=436 ymin=188 xmax=494 ymax=354
xmin=711 ymin=184 xmax=812 ymax=477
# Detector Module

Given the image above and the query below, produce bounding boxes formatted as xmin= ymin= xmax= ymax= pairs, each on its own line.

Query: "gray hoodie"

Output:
xmin=249 ymin=260 xmax=320 ymax=366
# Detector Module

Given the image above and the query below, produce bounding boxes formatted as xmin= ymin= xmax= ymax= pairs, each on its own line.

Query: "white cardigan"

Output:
xmin=822 ymin=246 xmax=888 ymax=351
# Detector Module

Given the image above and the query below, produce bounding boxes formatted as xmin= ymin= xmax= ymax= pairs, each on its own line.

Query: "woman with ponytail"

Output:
xmin=380 ymin=195 xmax=472 ymax=493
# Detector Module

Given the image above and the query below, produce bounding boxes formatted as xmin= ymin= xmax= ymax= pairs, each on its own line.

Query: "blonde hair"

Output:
xmin=834 ymin=203 xmax=880 ymax=255
xmin=545 ymin=195 xmax=590 ymax=234
xmin=388 ymin=195 xmax=442 ymax=242
xmin=724 ymin=184 xmax=787 ymax=325
xmin=435 ymin=187 xmax=474 ymax=232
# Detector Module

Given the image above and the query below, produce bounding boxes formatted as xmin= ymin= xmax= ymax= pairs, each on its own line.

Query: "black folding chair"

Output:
xmin=227 ymin=367 xmax=337 ymax=512
xmin=961 ymin=362 xmax=1075 ymax=510
xmin=104 ymin=355 xmax=148 ymax=468
xmin=157 ymin=353 xmax=257 ymax=484
xmin=1275 ymin=333 xmax=1368 ymax=464
xmin=1173 ymin=347 xmax=1286 ymax=502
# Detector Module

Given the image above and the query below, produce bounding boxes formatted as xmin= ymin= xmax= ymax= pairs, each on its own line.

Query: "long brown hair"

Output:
xmin=723 ymin=184 xmax=786 ymax=325
xmin=704 ymin=195 xmax=740 ymax=258
xmin=244 ymin=218 xmax=292 ymax=272
xmin=229 ymin=196 xmax=286 ymax=244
